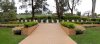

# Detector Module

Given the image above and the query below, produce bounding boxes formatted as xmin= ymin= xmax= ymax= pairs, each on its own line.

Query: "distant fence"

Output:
xmin=17 ymin=19 xmax=88 ymax=23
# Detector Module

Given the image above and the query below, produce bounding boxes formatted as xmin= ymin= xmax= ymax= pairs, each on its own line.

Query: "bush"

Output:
xmin=81 ymin=17 xmax=89 ymax=21
xmin=91 ymin=18 xmax=97 ymax=21
xmin=14 ymin=30 xmax=21 ymax=35
xmin=75 ymin=30 xmax=84 ymax=35
xmin=24 ymin=22 xmax=38 ymax=27
xmin=63 ymin=16 xmax=81 ymax=20
xmin=91 ymin=18 xmax=100 ymax=22
xmin=8 ymin=21 xmax=22 ymax=24
xmin=75 ymin=21 xmax=100 ymax=24
xmin=0 ymin=21 xmax=22 ymax=24
xmin=61 ymin=22 xmax=75 ymax=29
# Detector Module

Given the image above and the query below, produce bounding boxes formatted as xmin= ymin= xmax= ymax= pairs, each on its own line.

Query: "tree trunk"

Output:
xmin=60 ymin=5 xmax=64 ymax=19
xmin=55 ymin=0 xmax=60 ymax=19
xmin=31 ymin=0 xmax=35 ymax=19
xmin=32 ymin=7 xmax=35 ymax=18
xmin=71 ymin=9 xmax=73 ymax=15
xmin=92 ymin=0 xmax=96 ymax=18
xmin=71 ymin=0 xmax=74 ymax=16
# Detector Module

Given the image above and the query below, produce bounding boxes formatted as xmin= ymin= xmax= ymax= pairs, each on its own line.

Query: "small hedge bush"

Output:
xmin=61 ymin=22 xmax=75 ymax=29
xmin=75 ymin=30 xmax=84 ymax=35
xmin=75 ymin=21 xmax=100 ymax=24
xmin=24 ymin=22 xmax=38 ymax=27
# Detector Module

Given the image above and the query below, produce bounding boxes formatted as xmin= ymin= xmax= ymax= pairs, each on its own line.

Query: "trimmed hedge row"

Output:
xmin=61 ymin=22 xmax=85 ymax=35
xmin=17 ymin=16 xmax=100 ymax=24
xmin=75 ymin=21 xmax=100 ymax=24
xmin=24 ymin=22 xmax=38 ymax=27
xmin=61 ymin=22 xmax=75 ymax=29
xmin=17 ymin=16 xmax=100 ymax=21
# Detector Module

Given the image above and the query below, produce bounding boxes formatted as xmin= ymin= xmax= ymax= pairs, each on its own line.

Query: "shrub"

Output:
xmin=75 ymin=21 xmax=100 ymax=24
xmin=91 ymin=18 xmax=97 ymax=21
xmin=61 ymin=22 xmax=75 ymax=29
xmin=13 ymin=30 xmax=21 ymax=35
xmin=24 ymin=22 xmax=38 ymax=27
xmin=81 ymin=17 xmax=89 ymax=21
xmin=75 ymin=30 xmax=84 ymax=35
xmin=75 ymin=25 xmax=85 ymax=35
xmin=53 ymin=19 xmax=57 ymax=23
xmin=63 ymin=16 xmax=81 ymax=20
xmin=43 ymin=19 xmax=47 ymax=23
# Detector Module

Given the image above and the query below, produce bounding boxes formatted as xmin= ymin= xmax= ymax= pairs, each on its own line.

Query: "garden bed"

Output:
xmin=61 ymin=26 xmax=76 ymax=35
xmin=61 ymin=22 xmax=85 ymax=35
xmin=21 ymin=25 xmax=38 ymax=35
xmin=81 ymin=24 xmax=100 ymax=27
xmin=12 ymin=22 xmax=38 ymax=36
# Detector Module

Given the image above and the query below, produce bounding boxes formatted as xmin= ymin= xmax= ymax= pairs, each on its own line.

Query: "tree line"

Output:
xmin=19 ymin=0 xmax=97 ymax=19
xmin=0 ymin=0 xmax=97 ymax=22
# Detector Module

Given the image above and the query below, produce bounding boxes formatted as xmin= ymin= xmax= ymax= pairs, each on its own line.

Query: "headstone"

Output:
xmin=41 ymin=20 xmax=43 ymax=23
xmin=81 ymin=20 xmax=83 ymax=22
xmin=57 ymin=20 xmax=59 ymax=23
xmin=86 ymin=20 xmax=88 ymax=22
xmin=77 ymin=20 xmax=79 ymax=22
xmin=33 ymin=20 xmax=35 ymax=22
xmin=25 ymin=20 xmax=27 ymax=22
xmin=29 ymin=19 xmax=31 ymax=22
xmin=62 ymin=20 xmax=64 ymax=22
xmin=35 ymin=20 xmax=38 ymax=22
xmin=21 ymin=20 xmax=23 ymax=23
xmin=52 ymin=20 xmax=54 ymax=23
xmin=72 ymin=20 xmax=75 ymax=22
xmin=17 ymin=20 xmax=19 ymax=22
xmin=67 ymin=20 xmax=69 ymax=22
xmin=46 ymin=19 xmax=49 ymax=23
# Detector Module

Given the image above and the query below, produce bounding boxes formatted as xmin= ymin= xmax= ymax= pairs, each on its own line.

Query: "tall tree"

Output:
xmin=19 ymin=0 xmax=48 ymax=19
xmin=55 ymin=0 xmax=68 ymax=19
xmin=0 ymin=0 xmax=16 ymax=22
xmin=67 ymin=0 xmax=80 ymax=15
xmin=92 ymin=0 xmax=96 ymax=18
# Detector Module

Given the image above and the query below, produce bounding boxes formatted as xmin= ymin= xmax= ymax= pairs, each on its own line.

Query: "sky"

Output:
xmin=15 ymin=0 xmax=100 ymax=14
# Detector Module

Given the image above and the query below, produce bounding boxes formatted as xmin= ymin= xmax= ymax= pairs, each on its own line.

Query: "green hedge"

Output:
xmin=18 ymin=16 xmax=100 ymax=24
xmin=24 ymin=22 xmax=38 ymax=27
xmin=75 ymin=21 xmax=100 ymax=24
xmin=61 ymin=22 xmax=75 ymax=29
xmin=62 ymin=16 xmax=89 ymax=20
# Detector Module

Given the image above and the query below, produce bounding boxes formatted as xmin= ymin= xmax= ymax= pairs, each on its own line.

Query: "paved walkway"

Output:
xmin=19 ymin=23 xmax=77 ymax=44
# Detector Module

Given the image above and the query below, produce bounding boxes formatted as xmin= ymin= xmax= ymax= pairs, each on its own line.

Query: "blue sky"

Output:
xmin=15 ymin=0 xmax=100 ymax=14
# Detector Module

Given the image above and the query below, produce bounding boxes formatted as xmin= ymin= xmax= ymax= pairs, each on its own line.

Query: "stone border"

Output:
xmin=61 ymin=24 xmax=86 ymax=35
xmin=81 ymin=24 xmax=100 ymax=27
xmin=21 ymin=25 xmax=39 ymax=36
xmin=61 ymin=25 xmax=76 ymax=35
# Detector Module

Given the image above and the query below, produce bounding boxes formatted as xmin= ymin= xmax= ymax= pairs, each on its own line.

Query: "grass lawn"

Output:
xmin=70 ymin=27 xmax=100 ymax=44
xmin=0 ymin=27 xmax=26 ymax=44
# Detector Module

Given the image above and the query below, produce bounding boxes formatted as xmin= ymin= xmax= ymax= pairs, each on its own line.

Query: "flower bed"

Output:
xmin=61 ymin=22 xmax=85 ymax=35
xmin=12 ymin=22 xmax=38 ymax=35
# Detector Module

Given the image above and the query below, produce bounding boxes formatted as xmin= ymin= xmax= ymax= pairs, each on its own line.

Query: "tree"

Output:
xmin=19 ymin=0 xmax=48 ymax=19
xmin=0 ymin=0 xmax=16 ymax=12
xmin=55 ymin=0 xmax=68 ymax=19
xmin=92 ymin=0 xmax=96 ymax=18
xmin=67 ymin=0 xmax=80 ymax=15
xmin=0 ymin=0 xmax=16 ymax=22
xmin=77 ymin=11 xmax=81 ymax=16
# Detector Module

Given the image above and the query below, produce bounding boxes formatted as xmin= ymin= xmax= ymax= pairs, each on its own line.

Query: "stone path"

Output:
xmin=19 ymin=23 xmax=77 ymax=44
